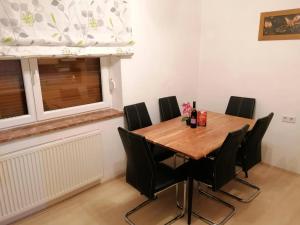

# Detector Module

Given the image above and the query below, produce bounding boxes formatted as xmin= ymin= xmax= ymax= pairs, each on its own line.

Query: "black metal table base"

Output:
xmin=187 ymin=176 xmax=194 ymax=225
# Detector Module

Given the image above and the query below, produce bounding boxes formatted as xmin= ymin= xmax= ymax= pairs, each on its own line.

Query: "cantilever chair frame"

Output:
xmin=195 ymin=186 xmax=235 ymax=225
xmin=225 ymin=113 xmax=274 ymax=203
xmin=191 ymin=125 xmax=249 ymax=225
xmin=125 ymin=181 xmax=187 ymax=225
xmin=118 ymin=127 xmax=187 ymax=225
xmin=177 ymin=180 xmax=235 ymax=225
xmin=194 ymin=167 xmax=235 ymax=225
xmin=219 ymin=177 xmax=260 ymax=203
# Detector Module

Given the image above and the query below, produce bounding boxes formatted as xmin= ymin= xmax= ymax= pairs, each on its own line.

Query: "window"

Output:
xmin=38 ymin=58 xmax=103 ymax=111
xmin=0 ymin=57 xmax=112 ymax=129
xmin=0 ymin=60 xmax=28 ymax=119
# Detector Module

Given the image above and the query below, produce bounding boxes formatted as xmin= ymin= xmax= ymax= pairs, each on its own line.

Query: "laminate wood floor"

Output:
xmin=13 ymin=163 xmax=300 ymax=225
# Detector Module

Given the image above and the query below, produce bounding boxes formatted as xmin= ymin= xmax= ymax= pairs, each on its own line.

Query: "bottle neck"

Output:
xmin=192 ymin=101 xmax=196 ymax=109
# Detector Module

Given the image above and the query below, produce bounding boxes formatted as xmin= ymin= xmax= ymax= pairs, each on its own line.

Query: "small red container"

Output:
xmin=199 ymin=111 xmax=207 ymax=127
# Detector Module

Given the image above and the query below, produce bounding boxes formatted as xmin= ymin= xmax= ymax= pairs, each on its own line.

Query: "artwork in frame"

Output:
xmin=258 ymin=8 xmax=300 ymax=41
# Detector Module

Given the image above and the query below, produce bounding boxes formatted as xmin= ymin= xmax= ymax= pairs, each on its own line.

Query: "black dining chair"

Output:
xmin=124 ymin=102 xmax=175 ymax=162
xmin=225 ymin=96 xmax=256 ymax=119
xmin=158 ymin=96 xmax=188 ymax=162
xmin=189 ymin=125 xmax=249 ymax=225
xmin=238 ymin=112 xmax=274 ymax=177
xmin=159 ymin=96 xmax=181 ymax=122
xmin=225 ymin=112 xmax=274 ymax=203
xmin=124 ymin=102 xmax=152 ymax=131
xmin=118 ymin=127 xmax=187 ymax=225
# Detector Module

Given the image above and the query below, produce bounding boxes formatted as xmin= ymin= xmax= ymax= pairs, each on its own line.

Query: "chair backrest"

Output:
xmin=159 ymin=96 xmax=181 ymax=122
xmin=213 ymin=125 xmax=249 ymax=190
xmin=225 ymin=96 xmax=256 ymax=119
xmin=241 ymin=112 xmax=274 ymax=170
xmin=123 ymin=102 xmax=152 ymax=131
xmin=118 ymin=127 xmax=156 ymax=198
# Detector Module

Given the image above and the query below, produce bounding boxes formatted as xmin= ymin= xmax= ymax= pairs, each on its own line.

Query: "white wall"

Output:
xmin=197 ymin=0 xmax=300 ymax=174
xmin=121 ymin=0 xmax=201 ymax=123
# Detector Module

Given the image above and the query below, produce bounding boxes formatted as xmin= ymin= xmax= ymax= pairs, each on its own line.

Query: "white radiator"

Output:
xmin=0 ymin=131 xmax=103 ymax=224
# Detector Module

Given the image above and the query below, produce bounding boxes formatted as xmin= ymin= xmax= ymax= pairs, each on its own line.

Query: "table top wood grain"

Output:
xmin=133 ymin=111 xmax=255 ymax=160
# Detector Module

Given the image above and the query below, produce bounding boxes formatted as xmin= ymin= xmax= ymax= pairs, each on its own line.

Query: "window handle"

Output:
xmin=109 ymin=78 xmax=116 ymax=92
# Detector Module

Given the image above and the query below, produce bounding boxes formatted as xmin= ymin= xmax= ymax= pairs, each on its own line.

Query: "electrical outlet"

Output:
xmin=282 ymin=116 xmax=296 ymax=123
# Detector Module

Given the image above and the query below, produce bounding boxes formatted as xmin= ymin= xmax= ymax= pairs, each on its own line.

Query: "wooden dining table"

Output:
xmin=133 ymin=111 xmax=255 ymax=225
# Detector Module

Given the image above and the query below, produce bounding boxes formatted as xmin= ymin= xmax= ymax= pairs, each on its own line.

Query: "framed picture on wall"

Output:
xmin=258 ymin=8 xmax=300 ymax=41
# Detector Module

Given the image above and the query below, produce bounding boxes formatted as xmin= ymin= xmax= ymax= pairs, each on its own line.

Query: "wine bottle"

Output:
xmin=190 ymin=101 xmax=197 ymax=128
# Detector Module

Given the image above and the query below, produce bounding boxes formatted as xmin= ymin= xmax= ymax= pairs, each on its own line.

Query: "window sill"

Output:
xmin=0 ymin=108 xmax=123 ymax=144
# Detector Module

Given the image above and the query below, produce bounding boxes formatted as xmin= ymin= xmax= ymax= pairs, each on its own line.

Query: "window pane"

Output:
xmin=0 ymin=60 xmax=28 ymax=119
xmin=38 ymin=58 xmax=103 ymax=111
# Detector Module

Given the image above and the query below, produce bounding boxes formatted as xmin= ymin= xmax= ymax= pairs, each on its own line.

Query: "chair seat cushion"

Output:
xmin=154 ymin=163 xmax=187 ymax=193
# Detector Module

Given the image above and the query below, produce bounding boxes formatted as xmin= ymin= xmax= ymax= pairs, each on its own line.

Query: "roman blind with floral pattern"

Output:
xmin=0 ymin=0 xmax=133 ymax=59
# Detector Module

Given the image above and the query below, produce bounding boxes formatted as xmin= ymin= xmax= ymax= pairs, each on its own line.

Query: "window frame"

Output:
xmin=0 ymin=57 xmax=113 ymax=130
xmin=0 ymin=59 xmax=37 ymax=130
xmin=29 ymin=57 xmax=112 ymax=121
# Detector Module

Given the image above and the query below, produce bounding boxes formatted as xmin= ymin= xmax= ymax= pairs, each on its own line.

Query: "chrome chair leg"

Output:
xmin=174 ymin=153 xmax=188 ymax=164
xmin=176 ymin=181 xmax=187 ymax=208
xmin=176 ymin=183 xmax=181 ymax=209
xmin=235 ymin=165 xmax=248 ymax=178
xmin=125 ymin=182 xmax=186 ymax=225
xmin=173 ymin=154 xmax=188 ymax=168
xmin=173 ymin=154 xmax=177 ymax=168
xmin=125 ymin=198 xmax=155 ymax=225
xmin=193 ymin=189 xmax=235 ymax=225
xmin=219 ymin=177 xmax=260 ymax=203
xmin=166 ymin=181 xmax=186 ymax=225
xmin=235 ymin=166 xmax=243 ymax=175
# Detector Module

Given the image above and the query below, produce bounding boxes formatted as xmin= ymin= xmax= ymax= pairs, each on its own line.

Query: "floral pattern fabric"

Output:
xmin=0 ymin=0 xmax=133 ymax=58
